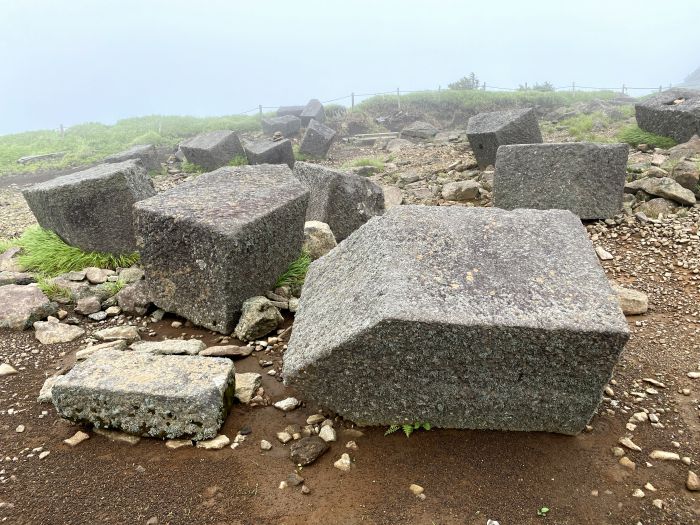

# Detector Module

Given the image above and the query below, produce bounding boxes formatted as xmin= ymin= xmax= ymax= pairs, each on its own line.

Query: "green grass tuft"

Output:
xmin=0 ymin=237 xmax=17 ymax=253
xmin=558 ymin=111 xmax=613 ymax=142
xmin=228 ymin=155 xmax=248 ymax=167
xmin=342 ymin=157 xmax=385 ymax=171
xmin=275 ymin=251 xmax=311 ymax=289
xmin=12 ymin=227 xmax=139 ymax=277
xmin=37 ymin=276 xmax=73 ymax=302
xmin=292 ymin=144 xmax=312 ymax=162
xmin=98 ymin=279 xmax=127 ymax=298
xmin=617 ymin=125 xmax=677 ymax=149
xmin=385 ymin=422 xmax=432 ymax=438
xmin=181 ymin=161 xmax=206 ymax=174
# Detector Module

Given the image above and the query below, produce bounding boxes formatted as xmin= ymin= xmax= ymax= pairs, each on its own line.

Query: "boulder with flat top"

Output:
xmin=467 ymin=108 xmax=542 ymax=168
xmin=179 ymin=130 xmax=245 ymax=171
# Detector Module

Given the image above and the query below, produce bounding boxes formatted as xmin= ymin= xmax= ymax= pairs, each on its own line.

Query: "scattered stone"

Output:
xmin=76 ymin=340 xmax=127 ymax=360
xmin=234 ymin=296 xmax=284 ymax=342
xmin=244 ymin=138 xmax=294 ymax=168
xmin=441 ymin=180 xmax=480 ymax=202
xmin=15 ymin=424 xmax=25 ymax=433
xmin=93 ymin=428 xmax=141 ymax=445
xmin=467 ymin=108 xmax=542 ymax=168
xmin=632 ymin=489 xmax=645 ymax=498
xmin=94 ymin=325 xmax=141 ymax=343
xmin=333 ymin=453 xmax=352 ymax=472
xmin=52 ymin=350 xmax=236 ymax=440
xmin=63 ymin=431 xmax=90 ymax=447
xmin=299 ymin=99 xmax=325 ymax=127
xmin=104 ymin=306 xmax=121 ymax=317
xmin=612 ymin=285 xmax=648 ymax=315
xmin=409 ymin=484 xmax=424 ymax=496
xmin=625 ymin=177 xmax=696 ymax=206
xmin=21 ymin=160 xmax=155 ymax=253
xmin=235 ymin=372 xmax=262 ymax=404
xmin=195 ymin=434 xmax=231 ymax=450
xmin=636 ymin=197 xmax=677 ymax=219
xmin=262 ymin=115 xmax=302 ymax=137
xmin=115 ymin=281 xmax=152 ymax=316
xmin=84 ymin=267 xmax=116 ymax=285
xmin=277 ymin=431 xmax=293 ymax=444
xmin=649 ymin=450 xmax=680 ymax=461
xmin=299 ymin=119 xmax=336 ymax=158
xmin=289 ymin=436 xmax=329 ymax=466
xmin=34 ymin=317 xmax=85 ymax=344
xmin=130 ymin=339 xmax=206 ymax=355
xmin=118 ymin=267 xmax=145 ymax=284
xmin=302 ymin=220 xmax=337 ymax=261
xmin=260 ymin=440 xmax=273 ymax=451
xmin=38 ymin=451 xmax=50 ymax=460
xmin=165 ymin=439 xmax=193 ymax=450
xmin=346 ymin=441 xmax=358 ymax=450
xmin=318 ymin=425 xmax=337 ymax=443
xmin=612 ymin=446 xmax=625 ymax=457
xmin=306 ymin=414 xmax=326 ymax=425
xmin=274 ymin=397 xmax=300 ymax=412
xmin=105 ymin=144 xmax=159 ymax=171
xmin=0 ymin=363 xmax=18 ymax=376
xmin=401 ymin=121 xmax=438 ymax=140
xmin=74 ymin=296 xmax=102 ymax=315
xmin=619 ymin=457 xmax=636 ymax=470
xmin=287 ymin=472 xmax=304 ymax=486
xmin=0 ymin=284 xmax=57 ymax=330
xmin=596 ymin=246 xmax=614 ymax=261
xmin=635 ymin=89 xmax=700 ymax=143
xmin=687 ymin=470 xmax=700 ymax=491
xmin=179 ymin=130 xmax=245 ymax=171
xmin=301 ymin=485 xmax=311 ymax=495
xmin=619 ymin=437 xmax=642 ymax=452
xmin=199 ymin=345 xmax=254 ymax=358
xmin=278 ymin=481 xmax=288 ymax=490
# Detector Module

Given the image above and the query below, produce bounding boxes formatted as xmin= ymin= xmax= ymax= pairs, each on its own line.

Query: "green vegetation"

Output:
xmin=617 ymin=124 xmax=676 ymax=149
xmin=537 ymin=507 xmax=550 ymax=517
xmin=0 ymin=238 xmax=15 ymax=253
xmin=98 ymin=279 xmax=127 ymax=297
xmin=342 ymin=157 xmax=385 ymax=172
xmin=181 ymin=161 xmax=206 ymax=174
xmin=37 ymin=277 xmax=73 ymax=302
xmin=448 ymin=72 xmax=480 ymax=90
xmin=519 ymin=81 xmax=555 ymax=92
xmin=292 ymin=144 xmax=311 ymax=162
xmin=324 ymin=104 xmax=347 ymax=119
xmin=385 ymin=422 xmax=432 ymax=438
xmin=0 ymin=114 xmax=261 ymax=177
xmin=558 ymin=111 xmax=614 ymax=142
xmin=275 ymin=251 xmax=312 ymax=289
xmin=4 ymin=227 xmax=139 ymax=277
xmin=228 ymin=154 xmax=248 ymax=167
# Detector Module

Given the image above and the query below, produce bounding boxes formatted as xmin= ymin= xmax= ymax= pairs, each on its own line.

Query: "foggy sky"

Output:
xmin=1 ymin=0 xmax=698 ymax=135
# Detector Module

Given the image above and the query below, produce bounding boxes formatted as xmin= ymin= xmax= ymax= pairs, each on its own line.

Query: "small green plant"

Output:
xmin=275 ymin=251 xmax=311 ymax=289
xmin=342 ymin=157 xmax=385 ymax=172
xmin=292 ymin=144 xmax=311 ymax=162
xmin=537 ymin=507 xmax=550 ymax=517
xmin=37 ymin=277 xmax=73 ymax=302
xmin=181 ymin=161 xmax=206 ymax=174
xmin=559 ymin=111 xmax=612 ymax=142
xmin=0 ymin=237 xmax=16 ymax=253
xmin=98 ymin=279 xmax=126 ymax=297
xmin=228 ymin=155 xmax=248 ymax=167
xmin=617 ymin=125 xmax=676 ymax=149
xmin=384 ymin=422 xmax=432 ymax=438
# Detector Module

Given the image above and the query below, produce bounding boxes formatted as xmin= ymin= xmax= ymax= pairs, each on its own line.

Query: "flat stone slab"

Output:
xmin=300 ymin=99 xmax=325 ymax=127
xmin=179 ymin=130 xmax=245 ymax=171
xmin=0 ymin=285 xmax=57 ymax=330
xmin=635 ymin=89 xmax=700 ymax=143
xmin=104 ymin=144 xmax=159 ymax=171
xmin=244 ymin=138 xmax=294 ymax=168
xmin=22 ymin=160 xmax=155 ymax=253
xmin=401 ymin=121 xmax=438 ymax=139
xmin=277 ymin=105 xmax=305 ymax=117
xmin=467 ymin=108 xmax=542 ymax=168
xmin=299 ymin=120 xmax=336 ymax=158
xmin=134 ymin=164 xmax=309 ymax=333
xmin=293 ymin=162 xmax=384 ymax=241
xmin=51 ymin=349 xmax=236 ymax=440
xmin=493 ymin=143 xmax=629 ymax=219
xmin=283 ymin=206 xmax=629 ymax=435
xmin=262 ymin=115 xmax=301 ymax=137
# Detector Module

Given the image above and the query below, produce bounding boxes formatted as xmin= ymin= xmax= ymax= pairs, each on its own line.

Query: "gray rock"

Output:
xmin=116 ymin=280 xmax=152 ymax=316
xmin=401 ymin=121 xmax=438 ymax=139
xmin=0 ymin=285 xmax=57 ymax=330
xmin=235 ymin=372 xmax=262 ymax=404
xmin=38 ymin=376 xmax=60 ymax=403
xmin=34 ymin=317 xmax=85 ymax=344
xmin=467 ymin=108 xmax=542 ymax=168
xmin=118 ymin=267 xmax=145 ymax=284
xmin=299 ymin=120 xmax=336 ymax=158
xmin=234 ymin=296 xmax=283 ymax=342
xmin=612 ymin=285 xmax=648 ymax=315
xmin=243 ymin=138 xmax=294 ymax=168
xmin=130 ymin=339 xmax=206 ymax=355
xmin=262 ymin=115 xmax=301 ymax=137
xmin=303 ymin=221 xmax=337 ymax=260
xmin=75 ymin=296 xmax=101 ymax=315
xmin=300 ymin=99 xmax=325 ymax=127
xmin=179 ymin=130 xmax=245 ymax=171
xmin=625 ymin=176 xmax=696 ymax=206
xmin=0 ymin=271 xmax=35 ymax=286
xmin=671 ymin=160 xmax=700 ymax=193
xmin=51 ymin=349 xmax=236 ymax=440
xmin=94 ymin=325 xmax=141 ymax=343
xmin=385 ymin=138 xmax=413 ymax=153
xmin=442 ymin=180 xmax=480 ymax=202
xmin=21 ymin=160 xmax=156 ymax=254
xmin=635 ymin=89 xmax=700 ymax=143
xmin=493 ymin=143 xmax=629 ymax=219
xmin=104 ymin=144 xmax=159 ymax=171
xmin=289 ymin=436 xmax=329 ymax=466
xmin=668 ymin=134 xmax=700 ymax=160
xmin=134 ymin=165 xmax=309 ymax=333
xmin=76 ymin=340 xmax=127 ymax=360
xmin=88 ymin=311 xmax=108 ymax=322
xmin=283 ymin=206 xmax=630 ymax=435
xmin=635 ymin=198 xmax=677 ymax=218
xmin=199 ymin=345 xmax=254 ymax=358
xmin=293 ymin=162 xmax=385 ymax=241
xmin=383 ymin=186 xmax=403 ymax=209
xmin=277 ymin=105 xmax=305 ymax=117
xmin=85 ymin=267 xmax=115 ymax=285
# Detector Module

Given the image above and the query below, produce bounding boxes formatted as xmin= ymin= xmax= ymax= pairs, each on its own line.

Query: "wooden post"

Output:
xmin=571 ymin=81 xmax=576 ymax=94
xmin=397 ymin=88 xmax=401 ymax=111
xmin=622 ymin=84 xmax=626 ymax=95
xmin=351 ymin=92 xmax=355 ymax=111
xmin=259 ymin=105 xmax=263 ymax=119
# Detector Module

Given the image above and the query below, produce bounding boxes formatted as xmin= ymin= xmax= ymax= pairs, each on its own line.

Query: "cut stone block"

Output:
xmin=277 ymin=105 xmax=305 ymax=117
xmin=179 ymin=130 xmax=245 ymax=171
xmin=493 ymin=143 xmax=629 ymax=219
xmin=293 ymin=162 xmax=384 ymax=241
xmin=299 ymin=120 xmax=336 ymax=159
xmin=0 ymin=284 xmax=57 ymax=330
xmin=22 ymin=160 xmax=155 ymax=253
xmin=243 ymin=138 xmax=294 ymax=168
xmin=467 ymin=108 xmax=542 ymax=168
xmin=51 ymin=349 xmax=235 ymax=440
xmin=283 ymin=206 xmax=629 ymax=435
xmin=134 ymin=164 xmax=309 ymax=333
xmin=104 ymin=144 xmax=159 ymax=171
xmin=635 ymin=89 xmax=700 ymax=143
xmin=401 ymin=121 xmax=438 ymax=139
xmin=300 ymin=99 xmax=325 ymax=127
xmin=262 ymin=115 xmax=301 ymax=137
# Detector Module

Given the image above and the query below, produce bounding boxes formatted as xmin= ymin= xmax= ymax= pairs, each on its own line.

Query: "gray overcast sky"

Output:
xmin=1 ymin=0 xmax=698 ymax=135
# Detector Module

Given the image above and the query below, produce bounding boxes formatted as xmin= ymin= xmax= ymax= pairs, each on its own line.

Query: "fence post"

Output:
xmin=59 ymin=124 xmax=64 ymax=138
xmin=397 ymin=88 xmax=401 ymax=111
xmin=622 ymin=84 xmax=626 ymax=95
xmin=482 ymin=82 xmax=486 ymax=91
xmin=351 ymin=92 xmax=355 ymax=111
xmin=571 ymin=82 xmax=576 ymax=94
xmin=658 ymin=85 xmax=662 ymax=93
xmin=258 ymin=105 xmax=263 ymax=119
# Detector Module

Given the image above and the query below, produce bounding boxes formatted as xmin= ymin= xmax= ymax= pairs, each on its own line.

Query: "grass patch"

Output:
xmin=0 ymin=238 xmax=16 ymax=253
xmin=558 ymin=111 xmax=613 ymax=142
xmin=181 ymin=161 xmax=206 ymax=174
xmin=228 ymin=155 xmax=248 ymax=167
xmin=98 ymin=279 xmax=126 ymax=298
xmin=617 ymin=125 xmax=677 ymax=149
xmin=275 ymin=251 xmax=311 ymax=289
xmin=37 ymin=277 xmax=73 ymax=302
xmin=9 ymin=227 xmax=139 ymax=277
xmin=293 ymin=144 xmax=312 ymax=162
xmin=342 ymin=157 xmax=385 ymax=172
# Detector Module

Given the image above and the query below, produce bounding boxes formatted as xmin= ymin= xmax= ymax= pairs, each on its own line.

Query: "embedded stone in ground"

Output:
xmin=293 ymin=162 xmax=384 ymax=241
xmin=401 ymin=121 xmax=438 ymax=140
xmin=493 ymin=143 xmax=629 ymax=220
xmin=233 ymin=296 xmax=283 ymax=342
xmin=21 ymin=160 xmax=155 ymax=253
xmin=104 ymin=144 xmax=159 ymax=171
xmin=134 ymin=164 xmax=309 ymax=333
xmin=299 ymin=120 xmax=336 ymax=158
xmin=51 ymin=349 xmax=236 ymax=440
xmin=466 ymin=107 xmax=542 ymax=168
xmin=0 ymin=284 xmax=57 ymax=330
xmin=635 ymin=89 xmax=700 ymax=143
xmin=300 ymin=99 xmax=325 ymax=127
xmin=130 ymin=339 xmax=206 ymax=355
xmin=243 ymin=138 xmax=294 ymax=168
xmin=262 ymin=115 xmax=301 ymax=137
xmin=283 ymin=206 xmax=629 ymax=435
xmin=179 ymin=130 xmax=245 ymax=171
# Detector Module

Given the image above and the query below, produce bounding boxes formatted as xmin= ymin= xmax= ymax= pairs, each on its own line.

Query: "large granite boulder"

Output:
xmin=467 ymin=108 xmax=542 ymax=168
xmin=493 ymin=143 xmax=629 ymax=219
xmin=51 ymin=349 xmax=235 ymax=440
xmin=293 ymin=162 xmax=384 ymax=241
xmin=134 ymin=164 xmax=309 ymax=333
xmin=401 ymin=121 xmax=438 ymax=140
xmin=300 ymin=99 xmax=325 ymax=127
xmin=0 ymin=285 xmax=57 ymax=330
xmin=22 ymin=160 xmax=155 ymax=253
xmin=179 ymin=130 xmax=245 ymax=171
xmin=104 ymin=144 xmax=159 ymax=171
xmin=243 ymin=138 xmax=294 ymax=168
xmin=299 ymin=120 xmax=336 ymax=159
xmin=277 ymin=105 xmax=305 ymax=117
xmin=283 ymin=206 xmax=629 ymax=435
xmin=635 ymin=89 xmax=700 ymax=143
xmin=262 ymin=115 xmax=301 ymax=137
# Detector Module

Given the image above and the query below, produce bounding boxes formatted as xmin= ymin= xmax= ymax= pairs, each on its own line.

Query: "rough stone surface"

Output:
xmin=234 ymin=296 xmax=283 ymax=342
xmin=612 ymin=285 xmax=648 ymax=315
xmin=0 ymin=285 xmax=57 ymax=330
xmin=134 ymin=165 xmax=309 ymax=333
xmin=130 ymin=339 xmax=206 ymax=355
xmin=283 ymin=206 xmax=630 ymax=435
xmin=401 ymin=121 xmax=438 ymax=139
xmin=442 ymin=180 xmax=480 ymax=202
xmin=94 ymin=325 xmax=141 ymax=343
xmin=262 ymin=115 xmax=301 ymax=137
xmin=179 ymin=130 xmax=245 ymax=171
xmin=243 ymin=138 xmax=294 ymax=168
xmin=235 ymin=372 xmax=262 ymax=403
xmin=289 ymin=436 xmax=329 ymax=466
xmin=104 ymin=144 xmax=159 ymax=171
xmin=293 ymin=162 xmax=384 ymax=241
xmin=34 ymin=317 xmax=85 ymax=344
xmin=299 ymin=120 xmax=336 ymax=158
xmin=467 ymin=108 xmax=542 ymax=168
xmin=116 ymin=280 xmax=152 ymax=316
xmin=636 ymin=198 xmax=677 ymax=218
xmin=21 ymin=160 xmax=156 ymax=253
xmin=277 ymin=106 xmax=305 ymax=117
xmin=494 ymin=143 xmax=629 ymax=220
xmin=303 ymin=221 xmax=337 ymax=260
xmin=300 ymin=99 xmax=325 ymax=127
xmin=76 ymin=340 xmax=127 ymax=361
xmin=199 ymin=345 xmax=254 ymax=358
xmin=75 ymin=296 xmax=101 ymax=315
xmin=625 ymin=176 xmax=697 ymax=206
xmin=635 ymin=89 xmax=700 ymax=143
xmin=52 ymin=349 xmax=236 ymax=440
